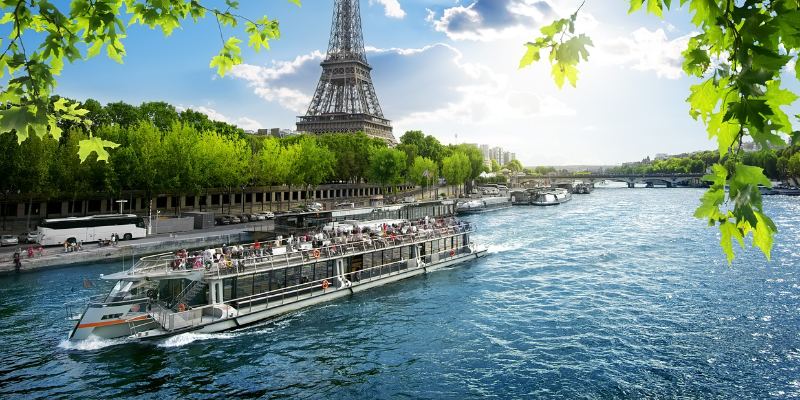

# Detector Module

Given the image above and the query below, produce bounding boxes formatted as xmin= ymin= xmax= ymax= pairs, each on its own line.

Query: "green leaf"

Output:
xmin=646 ymin=0 xmax=663 ymax=17
xmin=732 ymin=164 xmax=771 ymax=188
xmin=687 ymin=79 xmax=720 ymax=121
xmin=752 ymin=211 xmax=775 ymax=260
xmin=628 ymin=0 xmax=645 ymax=13
xmin=519 ymin=43 xmax=541 ymax=69
xmin=551 ymin=63 xmax=579 ymax=88
xmin=0 ymin=106 xmax=38 ymax=144
xmin=540 ymin=19 xmax=566 ymax=37
xmin=796 ymin=57 xmax=800 ymax=79
xmin=78 ymin=136 xmax=120 ymax=162
xmin=719 ymin=221 xmax=741 ymax=264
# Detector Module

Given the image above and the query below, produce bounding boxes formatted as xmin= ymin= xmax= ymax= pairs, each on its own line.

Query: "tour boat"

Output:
xmin=67 ymin=218 xmax=487 ymax=342
xmin=456 ymin=196 xmax=512 ymax=215
xmin=510 ymin=188 xmax=572 ymax=206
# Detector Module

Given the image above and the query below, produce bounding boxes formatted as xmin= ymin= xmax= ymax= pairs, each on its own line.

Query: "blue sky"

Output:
xmin=53 ymin=0 xmax=798 ymax=165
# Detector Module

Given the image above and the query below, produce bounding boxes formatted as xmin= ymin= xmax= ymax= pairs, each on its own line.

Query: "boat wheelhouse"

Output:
xmin=68 ymin=218 xmax=487 ymax=341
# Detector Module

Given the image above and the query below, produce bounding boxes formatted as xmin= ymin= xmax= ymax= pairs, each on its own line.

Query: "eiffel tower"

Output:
xmin=297 ymin=0 xmax=395 ymax=145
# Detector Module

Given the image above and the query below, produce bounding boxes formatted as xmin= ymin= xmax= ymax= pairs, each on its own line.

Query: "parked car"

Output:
xmin=1 ymin=235 xmax=19 ymax=246
xmin=335 ymin=202 xmax=354 ymax=209
xmin=215 ymin=215 xmax=232 ymax=225
xmin=237 ymin=214 xmax=250 ymax=223
xmin=252 ymin=213 xmax=266 ymax=221
xmin=306 ymin=202 xmax=323 ymax=211
xmin=229 ymin=215 xmax=241 ymax=224
xmin=254 ymin=211 xmax=275 ymax=220
xmin=23 ymin=231 xmax=38 ymax=243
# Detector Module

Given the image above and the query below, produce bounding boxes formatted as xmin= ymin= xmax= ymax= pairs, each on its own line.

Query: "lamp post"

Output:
xmin=115 ymin=200 xmax=128 ymax=215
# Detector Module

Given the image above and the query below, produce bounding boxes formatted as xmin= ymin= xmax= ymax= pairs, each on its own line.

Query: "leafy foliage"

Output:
xmin=0 ymin=0 xmax=299 ymax=161
xmin=520 ymin=0 xmax=800 ymax=263
xmin=519 ymin=2 xmax=593 ymax=88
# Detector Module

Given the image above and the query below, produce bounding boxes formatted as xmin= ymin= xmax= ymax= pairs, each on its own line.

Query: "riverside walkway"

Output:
xmin=0 ymin=221 xmax=273 ymax=274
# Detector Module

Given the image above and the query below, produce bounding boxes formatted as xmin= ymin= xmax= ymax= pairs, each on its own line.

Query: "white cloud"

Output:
xmin=229 ymin=52 xmax=323 ymax=114
xmin=597 ymin=27 xmax=691 ymax=80
xmin=369 ymin=0 xmax=406 ymax=19
xmin=428 ymin=0 xmax=558 ymax=41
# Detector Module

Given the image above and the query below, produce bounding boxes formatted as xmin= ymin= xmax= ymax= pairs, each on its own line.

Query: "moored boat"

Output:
xmin=510 ymin=188 xmax=572 ymax=206
xmin=456 ymin=196 xmax=512 ymax=215
xmin=67 ymin=218 xmax=487 ymax=342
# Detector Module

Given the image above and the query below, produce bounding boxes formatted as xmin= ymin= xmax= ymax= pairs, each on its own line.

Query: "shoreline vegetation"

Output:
xmin=1 ymin=98 xmax=488 ymax=216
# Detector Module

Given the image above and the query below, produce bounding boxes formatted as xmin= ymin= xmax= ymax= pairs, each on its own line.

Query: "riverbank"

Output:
xmin=0 ymin=227 xmax=259 ymax=275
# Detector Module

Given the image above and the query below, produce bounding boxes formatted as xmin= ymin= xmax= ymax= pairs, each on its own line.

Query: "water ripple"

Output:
xmin=0 ymin=189 xmax=798 ymax=398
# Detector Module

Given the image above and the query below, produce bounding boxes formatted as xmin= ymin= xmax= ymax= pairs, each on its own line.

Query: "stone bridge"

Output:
xmin=517 ymin=173 xmax=706 ymax=188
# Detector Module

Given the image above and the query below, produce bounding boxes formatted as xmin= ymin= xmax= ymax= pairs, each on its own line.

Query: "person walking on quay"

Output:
xmin=13 ymin=250 xmax=21 ymax=272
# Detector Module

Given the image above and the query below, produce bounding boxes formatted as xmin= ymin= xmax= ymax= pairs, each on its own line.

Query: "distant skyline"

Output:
xmin=55 ymin=0 xmax=799 ymax=165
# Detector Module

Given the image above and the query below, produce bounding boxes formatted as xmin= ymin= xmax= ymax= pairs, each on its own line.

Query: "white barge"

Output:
xmin=511 ymin=188 xmax=572 ymax=206
xmin=456 ymin=196 xmax=512 ymax=215
xmin=67 ymin=218 xmax=487 ymax=342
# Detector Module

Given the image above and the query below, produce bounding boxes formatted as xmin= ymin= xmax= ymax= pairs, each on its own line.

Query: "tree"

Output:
xmin=491 ymin=159 xmax=501 ymax=173
xmin=400 ymin=131 xmax=446 ymax=165
xmin=139 ymin=102 xmax=179 ymax=132
xmin=519 ymin=1 xmax=800 ymax=263
xmin=317 ymin=132 xmax=384 ymax=183
xmin=254 ymin=137 xmax=292 ymax=187
xmin=295 ymin=136 xmax=336 ymax=202
xmin=441 ymin=152 xmax=471 ymax=197
xmin=789 ymin=153 xmax=800 ymax=179
xmin=409 ymin=156 xmax=439 ymax=198
xmin=0 ymin=1 xmax=298 ymax=161
xmin=105 ymin=102 xmax=142 ymax=129
xmin=368 ymin=147 xmax=408 ymax=192
xmin=505 ymin=159 xmax=523 ymax=187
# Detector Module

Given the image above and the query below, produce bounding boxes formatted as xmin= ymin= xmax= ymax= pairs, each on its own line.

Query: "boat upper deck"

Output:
xmin=104 ymin=218 xmax=475 ymax=281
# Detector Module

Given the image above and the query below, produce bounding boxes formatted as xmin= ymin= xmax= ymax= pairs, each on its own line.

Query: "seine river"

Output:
xmin=1 ymin=188 xmax=799 ymax=399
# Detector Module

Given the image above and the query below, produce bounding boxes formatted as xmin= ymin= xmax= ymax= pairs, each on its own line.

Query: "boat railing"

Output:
xmin=127 ymin=223 xmax=474 ymax=278
xmin=203 ymin=224 xmax=473 ymax=280
xmin=148 ymin=242 xmax=477 ymax=332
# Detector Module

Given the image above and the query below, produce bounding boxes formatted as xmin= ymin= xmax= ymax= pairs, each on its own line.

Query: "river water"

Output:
xmin=1 ymin=188 xmax=799 ymax=399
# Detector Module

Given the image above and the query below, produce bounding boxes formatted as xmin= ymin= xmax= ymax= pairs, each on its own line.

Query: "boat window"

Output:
xmin=271 ymin=269 xmax=286 ymax=290
xmin=223 ymin=278 xmax=234 ymax=301
xmin=253 ymin=272 xmax=270 ymax=295
xmin=236 ymin=275 xmax=254 ymax=299
xmin=363 ymin=251 xmax=374 ymax=271
xmin=286 ymin=266 xmax=301 ymax=288
xmin=401 ymin=245 xmax=410 ymax=260
xmin=301 ymin=265 xmax=314 ymax=285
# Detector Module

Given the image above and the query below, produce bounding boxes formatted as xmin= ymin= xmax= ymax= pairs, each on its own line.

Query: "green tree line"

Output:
xmin=2 ymin=100 xmax=486 ymax=215
xmin=608 ymin=149 xmax=800 ymax=181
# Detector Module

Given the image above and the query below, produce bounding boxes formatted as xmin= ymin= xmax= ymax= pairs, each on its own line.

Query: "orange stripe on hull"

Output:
xmin=77 ymin=315 xmax=149 ymax=329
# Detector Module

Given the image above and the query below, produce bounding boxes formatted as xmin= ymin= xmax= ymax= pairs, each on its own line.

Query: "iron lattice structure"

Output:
xmin=297 ymin=0 xmax=395 ymax=144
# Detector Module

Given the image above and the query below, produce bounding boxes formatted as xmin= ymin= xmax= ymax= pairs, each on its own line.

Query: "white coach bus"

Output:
xmin=37 ymin=214 xmax=147 ymax=246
